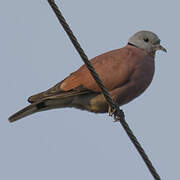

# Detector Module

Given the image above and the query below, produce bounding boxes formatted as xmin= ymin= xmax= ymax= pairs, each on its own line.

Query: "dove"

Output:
xmin=9 ymin=31 xmax=166 ymax=122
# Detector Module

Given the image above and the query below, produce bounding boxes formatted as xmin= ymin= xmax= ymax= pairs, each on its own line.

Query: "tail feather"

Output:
xmin=8 ymin=101 xmax=47 ymax=123
xmin=8 ymin=96 xmax=75 ymax=123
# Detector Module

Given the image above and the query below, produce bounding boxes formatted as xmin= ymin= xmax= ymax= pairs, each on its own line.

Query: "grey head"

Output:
xmin=128 ymin=31 xmax=167 ymax=54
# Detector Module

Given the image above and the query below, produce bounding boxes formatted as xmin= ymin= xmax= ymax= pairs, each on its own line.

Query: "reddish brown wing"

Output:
xmin=60 ymin=47 xmax=134 ymax=92
xmin=28 ymin=46 xmax=134 ymax=103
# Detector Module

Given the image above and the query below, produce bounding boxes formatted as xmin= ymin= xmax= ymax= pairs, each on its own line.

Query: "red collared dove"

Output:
xmin=9 ymin=31 xmax=166 ymax=122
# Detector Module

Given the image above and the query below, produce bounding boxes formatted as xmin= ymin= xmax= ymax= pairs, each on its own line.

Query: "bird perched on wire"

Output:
xmin=9 ymin=31 xmax=166 ymax=122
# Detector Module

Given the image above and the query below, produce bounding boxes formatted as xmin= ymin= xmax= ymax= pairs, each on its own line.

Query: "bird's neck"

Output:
xmin=127 ymin=43 xmax=155 ymax=58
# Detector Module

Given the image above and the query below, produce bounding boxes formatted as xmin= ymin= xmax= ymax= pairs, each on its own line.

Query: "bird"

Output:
xmin=8 ymin=31 xmax=167 ymax=122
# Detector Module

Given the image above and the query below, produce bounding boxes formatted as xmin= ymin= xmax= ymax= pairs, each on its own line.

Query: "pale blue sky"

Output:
xmin=1 ymin=0 xmax=179 ymax=179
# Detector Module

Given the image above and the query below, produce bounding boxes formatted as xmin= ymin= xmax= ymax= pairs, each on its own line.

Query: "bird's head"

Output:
xmin=128 ymin=31 xmax=167 ymax=55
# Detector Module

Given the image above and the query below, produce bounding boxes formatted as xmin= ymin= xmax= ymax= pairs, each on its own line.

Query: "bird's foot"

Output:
xmin=113 ymin=109 xmax=125 ymax=122
xmin=108 ymin=105 xmax=125 ymax=122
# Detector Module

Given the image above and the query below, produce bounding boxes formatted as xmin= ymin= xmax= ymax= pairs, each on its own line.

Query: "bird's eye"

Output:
xmin=144 ymin=38 xmax=149 ymax=42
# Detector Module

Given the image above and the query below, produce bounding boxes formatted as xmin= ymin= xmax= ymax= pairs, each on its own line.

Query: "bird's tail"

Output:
xmin=8 ymin=90 xmax=95 ymax=123
xmin=8 ymin=101 xmax=49 ymax=123
xmin=8 ymin=96 xmax=75 ymax=123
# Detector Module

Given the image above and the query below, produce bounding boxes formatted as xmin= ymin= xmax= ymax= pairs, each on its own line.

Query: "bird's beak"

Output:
xmin=154 ymin=44 xmax=167 ymax=53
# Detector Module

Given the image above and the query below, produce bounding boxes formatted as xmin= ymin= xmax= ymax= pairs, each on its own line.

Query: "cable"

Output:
xmin=47 ymin=1 xmax=161 ymax=179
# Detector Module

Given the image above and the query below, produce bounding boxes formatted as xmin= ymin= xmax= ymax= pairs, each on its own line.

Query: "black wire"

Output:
xmin=47 ymin=1 xmax=161 ymax=179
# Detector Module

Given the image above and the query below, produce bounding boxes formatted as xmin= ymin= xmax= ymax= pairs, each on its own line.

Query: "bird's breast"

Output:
xmin=130 ymin=57 xmax=155 ymax=95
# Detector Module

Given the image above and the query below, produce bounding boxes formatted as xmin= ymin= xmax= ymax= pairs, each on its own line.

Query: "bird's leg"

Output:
xmin=108 ymin=105 xmax=116 ymax=116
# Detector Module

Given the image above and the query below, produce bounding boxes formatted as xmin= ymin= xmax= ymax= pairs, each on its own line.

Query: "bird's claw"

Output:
xmin=113 ymin=109 xmax=125 ymax=122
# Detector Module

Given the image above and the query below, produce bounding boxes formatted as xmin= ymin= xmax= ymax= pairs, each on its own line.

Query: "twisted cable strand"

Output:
xmin=47 ymin=1 xmax=161 ymax=179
